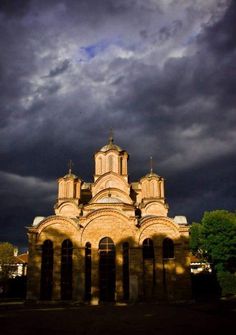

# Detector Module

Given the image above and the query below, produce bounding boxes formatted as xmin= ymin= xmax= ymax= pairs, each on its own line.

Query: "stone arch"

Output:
xmin=92 ymin=171 xmax=130 ymax=197
xmin=143 ymin=201 xmax=168 ymax=216
xmin=90 ymin=188 xmax=133 ymax=204
xmin=137 ymin=217 xmax=180 ymax=244
xmin=55 ymin=202 xmax=80 ymax=217
xmin=80 ymin=210 xmax=136 ymax=247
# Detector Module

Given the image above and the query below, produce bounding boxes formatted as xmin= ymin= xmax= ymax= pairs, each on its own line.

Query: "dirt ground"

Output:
xmin=0 ymin=299 xmax=235 ymax=335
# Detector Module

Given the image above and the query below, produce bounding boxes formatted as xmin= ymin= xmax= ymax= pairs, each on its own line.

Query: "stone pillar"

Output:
xmin=72 ymin=246 xmax=84 ymax=302
xmin=129 ymin=247 xmax=143 ymax=302
xmin=91 ymin=248 xmax=99 ymax=305
xmin=52 ymin=244 xmax=61 ymax=300
xmin=115 ymin=245 xmax=123 ymax=301
xmin=26 ymin=232 xmax=41 ymax=300
xmin=154 ymin=246 xmax=165 ymax=300
xmin=174 ymin=240 xmax=192 ymax=300
xmin=163 ymin=259 xmax=176 ymax=300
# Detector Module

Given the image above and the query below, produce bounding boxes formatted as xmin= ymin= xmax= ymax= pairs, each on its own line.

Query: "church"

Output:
xmin=26 ymin=135 xmax=191 ymax=303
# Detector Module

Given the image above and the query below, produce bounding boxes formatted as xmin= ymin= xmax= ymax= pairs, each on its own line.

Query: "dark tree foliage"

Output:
xmin=201 ymin=210 xmax=236 ymax=272
xmin=190 ymin=210 xmax=236 ymax=296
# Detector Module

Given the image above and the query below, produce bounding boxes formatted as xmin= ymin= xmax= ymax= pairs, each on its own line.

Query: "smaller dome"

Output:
xmin=144 ymin=171 xmax=160 ymax=179
xmin=63 ymin=172 xmax=78 ymax=179
xmin=32 ymin=216 xmax=45 ymax=227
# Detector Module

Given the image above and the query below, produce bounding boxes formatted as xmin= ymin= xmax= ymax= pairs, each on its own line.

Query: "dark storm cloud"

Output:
xmin=47 ymin=59 xmax=70 ymax=78
xmin=200 ymin=0 xmax=236 ymax=54
xmin=0 ymin=0 xmax=235 ymax=248
xmin=0 ymin=0 xmax=31 ymax=17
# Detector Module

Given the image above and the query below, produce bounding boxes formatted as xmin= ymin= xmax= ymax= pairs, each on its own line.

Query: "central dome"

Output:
xmin=100 ymin=143 xmax=123 ymax=152
xmin=99 ymin=134 xmax=123 ymax=152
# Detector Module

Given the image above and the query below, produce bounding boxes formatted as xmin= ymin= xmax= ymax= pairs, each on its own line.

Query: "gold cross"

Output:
xmin=68 ymin=160 xmax=74 ymax=174
xmin=150 ymin=156 xmax=153 ymax=173
xmin=109 ymin=128 xmax=114 ymax=143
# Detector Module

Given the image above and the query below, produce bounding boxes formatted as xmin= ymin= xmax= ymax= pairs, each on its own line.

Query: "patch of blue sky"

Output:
xmin=78 ymin=37 xmax=125 ymax=62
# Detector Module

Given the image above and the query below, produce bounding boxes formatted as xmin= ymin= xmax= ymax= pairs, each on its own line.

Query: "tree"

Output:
xmin=190 ymin=210 xmax=236 ymax=296
xmin=189 ymin=222 xmax=204 ymax=256
xmin=201 ymin=210 xmax=236 ymax=272
xmin=0 ymin=242 xmax=16 ymax=295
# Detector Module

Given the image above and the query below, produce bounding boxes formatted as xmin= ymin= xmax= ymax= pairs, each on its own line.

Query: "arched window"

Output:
xmin=98 ymin=157 xmax=102 ymax=174
xmin=135 ymin=208 xmax=141 ymax=219
xmin=99 ymin=237 xmax=116 ymax=302
xmin=150 ymin=180 xmax=155 ymax=197
xmin=85 ymin=242 xmax=91 ymax=301
xmin=108 ymin=155 xmax=113 ymax=172
xmin=163 ymin=238 xmax=174 ymax=259
xmin=119 ymin=157 xmax=123 ymax=174
xmin=143 ymin=238 xmax=154 ymax=259
xmin=61 ymin=239 xmax=73 ymax=300
xmin=123 ymin=242 xmax=129 ymax=300
xmin=40 ymin=240 xmax=53 ymax=300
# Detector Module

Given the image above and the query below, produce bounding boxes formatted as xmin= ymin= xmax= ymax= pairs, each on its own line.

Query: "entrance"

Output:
xmin=99 ymin=237 xmax=116 ymax=302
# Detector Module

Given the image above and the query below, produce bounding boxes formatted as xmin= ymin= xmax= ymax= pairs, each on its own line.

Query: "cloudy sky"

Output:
xmin=0 ymin=0 xmax=235 ymax=250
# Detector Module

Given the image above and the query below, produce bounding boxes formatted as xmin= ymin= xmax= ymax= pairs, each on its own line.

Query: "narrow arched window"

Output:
xmin=135 ymin=208 xmax=141 ymax=219
xmin=85 ymin=242 xmax=91 ymax=301
xmin=123 ymin=242 xmax=129 ymax=300
xmin=163 ymin=238 xmax=174 ymax=259
xmin=40 ymin=240 xmax=53 ymax=300
xmin=108 ymin=155 xmax=113 ymax=172
xmin=150 ymin=180 xmax=155 ymax=197
xmin=143 ymin=238 xmax=154 ymax=259
xmin=98 ymin=157 xmax=102 ymax=174
xmin=120 ymin=157 xmax=123 ymax=174
xmin=61 ymin=239 xmax=73 ymax=300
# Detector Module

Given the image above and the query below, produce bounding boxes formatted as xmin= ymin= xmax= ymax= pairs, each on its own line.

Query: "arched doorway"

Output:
xmin=99 ymin=237 xmax=116 ymax=302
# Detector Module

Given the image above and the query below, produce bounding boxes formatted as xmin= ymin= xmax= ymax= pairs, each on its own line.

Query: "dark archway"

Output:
xmin=163 ymin=238 xmax=174 ymax=259
xmin=40 ymin=240 xmax=53 ymax=300
xmin=61 ymin=239 xmax=73 ymax=300
xmin=85 ymin=242 xmax=92 ymax=301
xmin=162 ymin=238 xmax=174 ymax=295
xmin=99 ymin=237 xmax=116 ymax=302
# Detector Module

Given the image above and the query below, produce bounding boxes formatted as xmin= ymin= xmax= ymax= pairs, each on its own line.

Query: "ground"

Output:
xmin=0 ymin=299 xmax=235 ymax=335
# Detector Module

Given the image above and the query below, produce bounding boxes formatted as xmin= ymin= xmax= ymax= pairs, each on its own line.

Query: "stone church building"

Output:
xmin=26 ymin=136 xmax=191 ymax=303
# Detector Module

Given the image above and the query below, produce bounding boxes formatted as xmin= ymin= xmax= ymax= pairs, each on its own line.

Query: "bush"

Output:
xmin=217 ymin=271 xmax=236 ymax=296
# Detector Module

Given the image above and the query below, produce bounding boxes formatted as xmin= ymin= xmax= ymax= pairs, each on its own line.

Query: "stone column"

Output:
xmin=163 ymin=259 xmax=176 ymax=300
xmin=52 ymin=244 xmax=61 ymax=301
xmin=72 ymin=246 xmax=84 ymax=302
xmin=174 ymin=240 xmax=192 ymax=300
xmin=115 ymin=245 xmax=123 ymax=301
xmin=129 ymin=247 xmax=143 ymax=302
xmin=154 ymin=246 xmax=165 ymax=300
xmin=26 ymin=232 xmax=41 ymax=300
xmin=91 ymin=248 xmax=99 ymax=305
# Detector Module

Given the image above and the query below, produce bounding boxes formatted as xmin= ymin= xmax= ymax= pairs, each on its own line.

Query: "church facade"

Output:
xmin=26 ymin=136 xmax=191 ymax=303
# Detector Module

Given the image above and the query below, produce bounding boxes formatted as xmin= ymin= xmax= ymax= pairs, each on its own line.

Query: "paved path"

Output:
xmin=0 ymin=300 xmax=235 ymax=335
